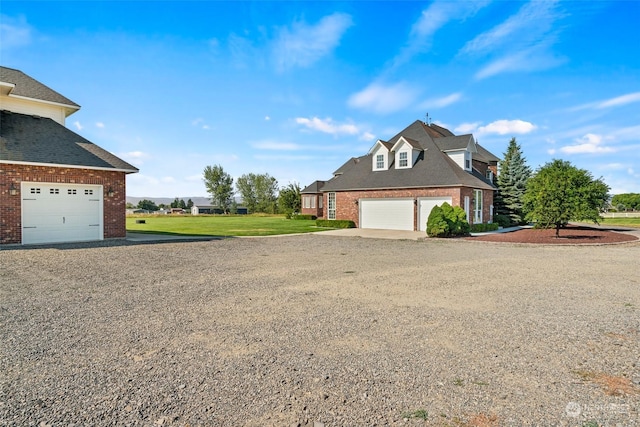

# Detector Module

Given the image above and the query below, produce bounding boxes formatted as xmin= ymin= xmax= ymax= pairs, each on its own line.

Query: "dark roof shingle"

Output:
xmin=0 ymin=110 xmax=138 ymax=172
xmin=0 ymin=66 xmax=80 ymax=108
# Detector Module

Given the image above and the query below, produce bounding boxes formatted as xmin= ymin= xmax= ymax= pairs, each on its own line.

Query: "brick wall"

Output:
xmin=0 ymin=163 xmax=128 ymax=244
xmin=321 ymin=187 xmax=494 ymax=229
xmin=300 ymin=193 xmax=323 ymax=217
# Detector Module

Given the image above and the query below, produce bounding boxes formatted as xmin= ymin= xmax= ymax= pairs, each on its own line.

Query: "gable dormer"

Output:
xmin=390 ymin=136 xmax=422 ymax=169
xmin=438 ymin=134 xmax=476 ymax=172
xmin=369 ymin=140 xmax=392 ymax=171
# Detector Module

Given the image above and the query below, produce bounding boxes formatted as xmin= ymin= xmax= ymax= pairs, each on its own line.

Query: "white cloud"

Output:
xmin=185 ymin=174 xmax=204 ymax=182
xmin=479 ymin=119 xmax=536 ymax=135
xmin=295 ymin=117 xmax=360 ymax=136
xmin=454 ymin=119 xmax=536 ymax=136
xmin=264 ymin=116 xmax=271 ymax=121
xmin=360 ymin=132 xmax=376 ymax=142
xmin=454 ymin=122 xmax=482 ymax=134
xmin=73 ymin=121 xmax=83 ymax=131
xmin=573 ymin=92 xmax=640 ymax=111
xmin=95 ymin=122 xmax=105 ymax=128
xmin=120 ymin=151 xmax=148 ymax=166
xmin=252 ymin=140 xmax=301 ymax=151
xmin=597 ymin=92 xmax=640 ymax=108
xmin=392 ymin=1 xmax=489 ymax=68
xmin=559 ymin=133 xmax=615 ymax=154
xmin=272 ymin=13 xmax=353 ymax=72
xmin=191 ymin=118 xmax=210 ymax=130
xmin=0 ymin=14 xmax=32 ymax=50
xmin=161 ymin=176 xmax=176 ymax=184
xmin=461 ymin=1 xmax=567 ymax=79
xmin=348 ymin=82 xmax=417 ymax=114
xmin=254 ymin=154 xmax=314 ymax=161
xmin=419 ymin=92 xmax=462 ymax=109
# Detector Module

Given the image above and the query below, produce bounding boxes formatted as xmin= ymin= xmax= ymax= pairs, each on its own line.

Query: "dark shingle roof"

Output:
xmin=475 ymin=143 xmax=500 ymax=163
xmin=301 ymin=180 xmax=325 ymax=193
xmin=0 ymin=110 xmax=138 ymax=173
xmin=433 ymin=134 xmax=474 ymax=152
xmin=322 ymin=120 xmax=496 ymax=192
xmin=0 ymin=66 xmax=80 ymax=109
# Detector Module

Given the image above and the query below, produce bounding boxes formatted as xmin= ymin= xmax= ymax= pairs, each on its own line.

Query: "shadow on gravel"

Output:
xmin=0 ymin=236 xmax=228 ymax=251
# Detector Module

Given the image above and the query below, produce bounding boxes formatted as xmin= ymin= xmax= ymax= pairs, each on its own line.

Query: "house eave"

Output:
xmin=0 ymin=159 xmax=139 ymax=174
xmin=3 ymin=93 xmax=80 ymax=116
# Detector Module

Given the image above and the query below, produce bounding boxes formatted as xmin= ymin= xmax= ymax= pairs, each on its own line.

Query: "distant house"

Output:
xmin=0 ymin=66 xmax=138 ymax=245
xmin=300 ymin=180 xmax=325 ymax=218
xmin=304 ymin=119 xmax=499 ymax=231
xmin=191 ymin=205 xmax=248 ymax=215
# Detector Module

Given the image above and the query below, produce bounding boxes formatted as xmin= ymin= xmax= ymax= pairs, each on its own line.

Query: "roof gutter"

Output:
xmin=0 ymin=159 xmax=139 ymax=174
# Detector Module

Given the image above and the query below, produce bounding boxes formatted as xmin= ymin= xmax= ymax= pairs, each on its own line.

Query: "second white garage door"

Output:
xmin=418 ymin=197 xmax=453 ymax=231
xmin=359 ymin=199 xmax=414 ymax=230
xmin=21 ymin=183 xmax=103 ymax=245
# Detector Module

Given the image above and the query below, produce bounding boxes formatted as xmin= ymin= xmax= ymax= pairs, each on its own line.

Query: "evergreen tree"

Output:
xmin=187 ymin=199 xmax=194 ymax=209
xmin=495 ymin=137 xmax=532 ymax=225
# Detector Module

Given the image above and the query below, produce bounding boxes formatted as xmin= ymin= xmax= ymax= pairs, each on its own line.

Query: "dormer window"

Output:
xmin=376 ymin=154 xmax=384 ymax=169
xmin=399 ymin=152 xmax=408 ymax=168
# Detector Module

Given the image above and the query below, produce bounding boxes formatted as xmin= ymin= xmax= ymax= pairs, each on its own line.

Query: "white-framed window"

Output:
xmin=310 ymin=196 xmax=316 ymax=209
xmin=328 ymin=192 xmax=336 ymax=220
xmin=398 ymin=151 xmax=408 ymax=168
xmin=474 ymin=189 xmax=483 ymax=224
xmin=375 ymin=154 xmax=384 ymax=170
xmin=486 ymin=170 xmax=493 ymax=181
xmin=303 ymin=196 xmax=311 ymax=209
xmin=318 ymin=196 xmax=323 ymax=209
xmin=465 ymin=159 xmax=471 ymax=170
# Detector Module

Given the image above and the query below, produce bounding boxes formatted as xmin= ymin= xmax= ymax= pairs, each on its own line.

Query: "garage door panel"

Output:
xmin=418 ymin=197 xmax=452 ymax=231
xmin=21 ymin=183 xmax=103 ymax=244
xmin=360 ymin=199 xmax=414 ymax=230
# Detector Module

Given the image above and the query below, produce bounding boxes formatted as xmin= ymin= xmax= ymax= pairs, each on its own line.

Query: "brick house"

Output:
xmin=300 ymin=180 xmax=325 ymax=218
xmin=307 ymin=119 xmax=499 ymax=231
xmin=0 ymin=66 xmax=138 ymax=245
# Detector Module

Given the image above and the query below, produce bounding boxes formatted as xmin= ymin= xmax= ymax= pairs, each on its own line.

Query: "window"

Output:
xmin=474 ymin=189 xmax=483 ymax=224
xmin=465 ymin=159 xmax=471 ymax=170
xmin=84 ymin=189 xmax=93 ymax=195
xmin=328 ymin=192 xmax=336 ymax=220
xmin=318 ymin=196 xmax=323 ymax=209
xmin=50 ymin=188 xmax=59 ymax=194
xmin=375 ymin=154 xmax=384 ymax=170
xmin=31 ymin=188 xmax=41 ymax=194
xmin=398 ymin=151 xmax=408 ymax=168
xmin=303 ymin=196 xmax=311 ymax=209
xmin=486 ymin=170 xmax=493 ymax=181
xmin=310 ymin=196 xmax=316 ymax=209
xmin=67 ymin=189 xmax=77 ymax=195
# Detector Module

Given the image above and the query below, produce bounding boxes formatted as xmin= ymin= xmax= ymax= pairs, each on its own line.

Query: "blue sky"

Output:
xmin=2 ymin=0 xmax=639 ymax=197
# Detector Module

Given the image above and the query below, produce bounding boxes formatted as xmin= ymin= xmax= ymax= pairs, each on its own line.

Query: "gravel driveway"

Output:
xmin=1 ymin=235 xmax=639 ymax=426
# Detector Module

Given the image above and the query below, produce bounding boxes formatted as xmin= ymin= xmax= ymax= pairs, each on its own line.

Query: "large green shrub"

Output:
xmin=426 ymin=202 xmax=470 ymax=237
xmin=291 ymin=214 xmax=316 ymax=220
xmin=470 ymin=223 xmax=500 ymax=233
xmin=493 ymin=214 xmax=511 ymax=228
xmin=315 ymin=219 xmax=355 ymax=228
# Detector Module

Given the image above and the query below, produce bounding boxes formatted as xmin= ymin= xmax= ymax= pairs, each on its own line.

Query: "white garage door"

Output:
xmin=21 ymin=183 xmax=103 ymax=244
xmin=418 ymin=197 xmax=452 ymax=231
xmin=360 ymin=199 xmax=414 ymax=230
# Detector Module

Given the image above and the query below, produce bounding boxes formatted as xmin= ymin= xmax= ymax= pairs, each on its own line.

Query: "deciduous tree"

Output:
xmin=278 ymin=182 xmax=301 ymax=216
xmin=236 ymin=173 xmax=278 ymax=214
xmin=203 ymin=165 xmax=234 ymax=214
xmin=523 ymin=159 xmax=609 ymax=237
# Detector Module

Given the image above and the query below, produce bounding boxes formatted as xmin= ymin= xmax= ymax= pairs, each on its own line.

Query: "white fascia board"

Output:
xmin=0 ymin=82 xmax=16 ymax=96
xmin=391 ymin=136 xmax=422 ymax=153
xmin=368 ymin=140 xmax=389 ymax=155
xmin=0 ymin=159 xmax=138 ymax=174
xmin=5 ymin=93 xmax=80 ymax=116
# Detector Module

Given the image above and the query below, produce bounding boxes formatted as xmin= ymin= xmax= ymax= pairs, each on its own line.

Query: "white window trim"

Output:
xmin=328 ymin=192 xmax=336 ymax=220
xmin=397 ymin=151 xmax=409 ymax=168
xmin=374 ymin=153 xmax=386 ymax=171
xmin=474 ymin=190 xmax=483 ymax=223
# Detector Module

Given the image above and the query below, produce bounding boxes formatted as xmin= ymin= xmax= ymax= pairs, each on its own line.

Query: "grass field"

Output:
xmin=600 ymin=217 xmax=640 ymax=228
xmin=126 ymin=215 xmax=323 ymax=236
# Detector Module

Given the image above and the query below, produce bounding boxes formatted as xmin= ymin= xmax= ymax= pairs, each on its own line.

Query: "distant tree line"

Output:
xmin=202 ymin=164 xmax=300 ymax=215
xmin=610 ymin=193 xmax=640 ymax=211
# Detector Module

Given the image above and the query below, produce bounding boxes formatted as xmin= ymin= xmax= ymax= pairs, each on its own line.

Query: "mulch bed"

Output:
xmin=467 ymin=225 xmax=639 ymax=244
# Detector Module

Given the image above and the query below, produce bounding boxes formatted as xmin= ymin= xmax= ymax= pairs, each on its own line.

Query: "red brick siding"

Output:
xmin=322 ymin=187 xmax=494 ymax=229
xmin=0 ymin=163 xmax=128 ymax=244
xmin=300 ymin=194 xmax=323 ymax=217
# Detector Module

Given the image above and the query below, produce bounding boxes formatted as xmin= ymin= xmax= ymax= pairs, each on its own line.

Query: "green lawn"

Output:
xmin=600 ymin=217 xmax=640 ymax=228
xmin=126 ymin=215 xmax=324 ymax=236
